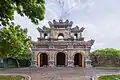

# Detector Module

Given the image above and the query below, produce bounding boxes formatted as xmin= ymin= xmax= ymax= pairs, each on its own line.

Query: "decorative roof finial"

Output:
xmin=80 ymin=27 xmax=85 ymax=32
xmin=53 ymin=19 xmax=56 ymax=24
xmin=65 ymin=19 xmax=69 ymax=23
xmin=59 ymin=20 xmax=62 ymax=23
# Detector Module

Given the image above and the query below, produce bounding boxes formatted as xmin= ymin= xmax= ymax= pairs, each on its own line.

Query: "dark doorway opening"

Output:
xmin=74 ymin=33 xmax=78 ymax=39
xmin=44 ymin=33 xmax=48 ymax=39
xmin=56 ymin=52 xmax=65 ymax=66
xmin=58 ymin=33 xmax=64 ymax=40
xmin=40 ymin=53 xmax=48 ymax=67
xmin=74 ymin=53 xmax=82 ymax=67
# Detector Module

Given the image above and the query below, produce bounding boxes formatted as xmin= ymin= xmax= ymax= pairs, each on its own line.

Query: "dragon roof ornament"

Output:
xmin=48 ymin=19 xmax=73 ymax=28
xmin=71 ymin=26 xmax=85 ymax=32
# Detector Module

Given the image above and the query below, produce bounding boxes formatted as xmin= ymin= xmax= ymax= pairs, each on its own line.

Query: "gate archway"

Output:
xmin=74 ymin=53 xmax=83 ymax=67
xmin=56 ymin=52 xmax=66 ymax=66
xmin=38 ymin=53 xmax=48 ymax=67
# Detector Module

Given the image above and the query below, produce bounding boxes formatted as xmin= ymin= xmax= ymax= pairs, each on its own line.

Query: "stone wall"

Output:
xmin=32 ymin=46 xmax=92 ymax=68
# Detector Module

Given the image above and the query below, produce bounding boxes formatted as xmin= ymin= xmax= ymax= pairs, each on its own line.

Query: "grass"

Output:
xmin=98 ymin=75 xmax=120 ymax=80
xmin=0 ymin=75 xmax=25 ymax=80
xmin=95 ymin=66 xmax=120 ymax=70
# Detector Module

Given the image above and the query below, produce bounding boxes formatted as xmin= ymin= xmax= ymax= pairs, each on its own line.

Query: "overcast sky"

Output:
xmin=14 ymin=0 xmax=120 ymax=51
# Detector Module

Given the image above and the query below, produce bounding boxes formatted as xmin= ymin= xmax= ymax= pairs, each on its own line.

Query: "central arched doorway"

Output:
xmin=56 ymin=52 xmax=65 ymax=66
xmin=40 ymin=53 xmax=48 ymax=67
xmin=74 ymin=53 xmax=82 ymax=67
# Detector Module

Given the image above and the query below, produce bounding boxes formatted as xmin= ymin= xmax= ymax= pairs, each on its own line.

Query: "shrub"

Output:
xmin=98 ymin=75 xmax=120 ymax=80
xmin=90 ymin=48 xmax=120 ymax=67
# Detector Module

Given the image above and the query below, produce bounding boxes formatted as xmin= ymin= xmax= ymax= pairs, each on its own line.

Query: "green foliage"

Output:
xmin=95 ymin=66 xmax=120 ymax=70
xmin=0 ymin=25 xmax=32 ymax=60
xmin=98 ymin=75 xmax=120 ymax=80
xmin=90 ymin=48 xmax=120 ymax=67
xmin=0 ymin=75 xmax=25 ymax=80
xmin=0 ymin=0 xmax=45 ymax=26
xmin=91 ymin=48 xmax=120 ymax=60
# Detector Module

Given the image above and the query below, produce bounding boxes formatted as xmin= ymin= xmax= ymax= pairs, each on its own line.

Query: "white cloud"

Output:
xmin=14 ymin=0 xmax=120 ymax=51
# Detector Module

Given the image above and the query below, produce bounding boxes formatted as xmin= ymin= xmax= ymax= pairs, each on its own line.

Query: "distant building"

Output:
xmin=32 ymin=20 xmax=94 ymax=68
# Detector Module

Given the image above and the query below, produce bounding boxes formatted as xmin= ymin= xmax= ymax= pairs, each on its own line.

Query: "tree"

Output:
xmin=90 ymin=48 xmax=120 ymax=67
xmin=0 ymin=24 xmax=32 ymax=67
xmin=0 ymin=0 xmax=45 ymax=26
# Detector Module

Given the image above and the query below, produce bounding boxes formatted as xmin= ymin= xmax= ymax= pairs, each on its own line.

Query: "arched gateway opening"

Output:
xmin=56 ymin=52 xmax=65 ymax=66
xmin=40 ymin=53 xmax=48 ymax=67
xmin=74 ymin=53 xmax=82 ymax=67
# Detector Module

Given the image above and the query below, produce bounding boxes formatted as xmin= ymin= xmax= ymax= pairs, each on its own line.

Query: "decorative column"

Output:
xmin=67 ymin=50 xmax=74 ymax=67
xmin=48 ymin=51 xmax=55 ymax=67
xmin=31 ymin=51 xmax=38 ymax=67
xmin=83 ymin=45 xmax=91 ymax=68
xmin=31 ymin=45 xmax=39 ymax=67
xmin=85 ymin=56 xmax=92 ymax=68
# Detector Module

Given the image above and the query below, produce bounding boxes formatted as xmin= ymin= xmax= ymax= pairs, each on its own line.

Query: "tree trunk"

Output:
xmin=16 ymin=59 xmax=20 ymax=68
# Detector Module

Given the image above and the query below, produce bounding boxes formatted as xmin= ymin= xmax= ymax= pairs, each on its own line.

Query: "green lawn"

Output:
xmin=98 ymin=75 xmax=120 ymax=80
xmin=0 ymin=75 xmax=25 ymax=80
xmin=95 ymin=66 xmax=120 ymax=70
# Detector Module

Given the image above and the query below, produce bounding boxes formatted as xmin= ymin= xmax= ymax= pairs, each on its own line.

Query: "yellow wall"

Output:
xmin=74 ymin=53 xmax=84 ymax=68
xmin=37 ymin=53 xmax=40 ymax=66
xmin=82 ymin=54 xmax=84 ymax=68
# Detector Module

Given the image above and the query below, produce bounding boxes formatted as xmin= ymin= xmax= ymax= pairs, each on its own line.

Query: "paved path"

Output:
xmin=0 ymin=67 xmax=120 ymax=80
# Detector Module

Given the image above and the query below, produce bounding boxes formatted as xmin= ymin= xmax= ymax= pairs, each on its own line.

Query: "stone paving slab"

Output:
xmin=0 ymin=67 xmax=120 ymax=80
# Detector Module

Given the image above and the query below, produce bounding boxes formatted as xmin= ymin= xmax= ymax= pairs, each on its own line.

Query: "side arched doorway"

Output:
xmin=56 ymin=52 xmax=66 ymax=66
xmin=74 ymin=53 xmax=83 ymax=67
xmin=39 ymin=53 xmax=48 ymax=67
